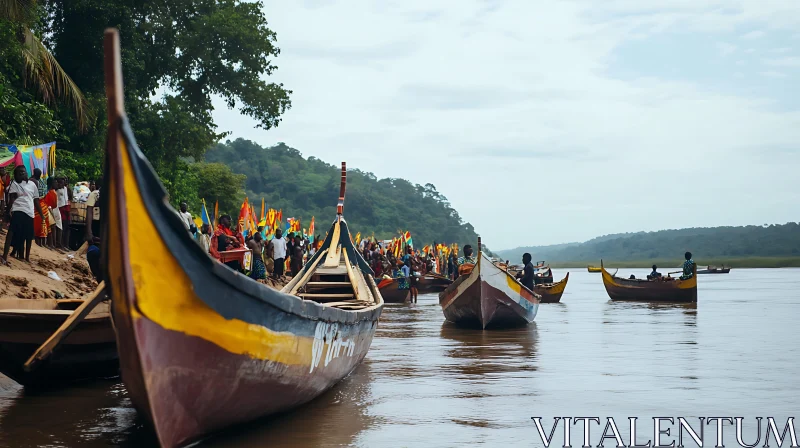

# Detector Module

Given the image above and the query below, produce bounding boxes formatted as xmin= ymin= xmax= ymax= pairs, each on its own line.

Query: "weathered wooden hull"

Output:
xmin=534 ymin=272 xmax=569 ymax=303
xmin=417 ymin=274 xmax=453 ymax=294
xmin=439 ymin=253 xmax=539 ymax=329
xmin=697 ymin=268 xmax=730 ymax=274
xmin=0 ymin=302 xmax=118 ymax=388
xmin=378 ymin=278 xmax=410 ymax=303
xmin=601 ymin=262 xmax=697 ymax=303
xmin=102 ymin=40 xmax=383 ymax=448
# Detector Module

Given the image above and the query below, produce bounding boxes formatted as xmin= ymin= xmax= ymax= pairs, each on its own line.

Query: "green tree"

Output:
xmin=42 ymin=0 xmax=291 ymax=201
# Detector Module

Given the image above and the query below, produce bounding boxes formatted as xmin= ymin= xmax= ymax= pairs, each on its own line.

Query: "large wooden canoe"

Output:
xmin=417 ymin=273 xmax=453 ymax=294
xmin=439 ymin=239 xmax=540 ymax=329
xmin=0 ymin=298 xmax=118 ymax=387
xmin=377 ymin=278 xmax=410 ymax=303
xmin=101 ymin=30 xmax=383 ymax=448
xmin=601 ymin=260 xmax=697 ymax=303
xmin=534 ymin=272 xmax=569 ymax=303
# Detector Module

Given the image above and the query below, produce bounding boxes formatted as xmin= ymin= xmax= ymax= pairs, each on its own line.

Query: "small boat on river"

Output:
xmin=534 ymin=272 xmax=570 ymax=303
xmin=102 ymin=29 xmax=383 ymax=448
xmin=377 ymin=278 xmax=410 ymax=303
xmin=439 ymin=238 xmax=540 ymax=329
xmin=600 ymin=260 xmax=697 ymax=303
xmin=417 ymin=273 xmax=453 ymax=294
xmin=587 ymin=265 xmax=601 ymax=273
xmin=0 ymin=294 xmax=118 ymax=387
xmin=697 ymin=265 xmax=730 ymax=274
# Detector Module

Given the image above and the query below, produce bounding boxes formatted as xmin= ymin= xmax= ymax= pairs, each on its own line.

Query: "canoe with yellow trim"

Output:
xmin=534 ymin=272 xmax=570 ymax=303
xmin=587 ymin=266 xmax=601 ymax=273
xmin=101 ymin=29 xmax=383 ymax=448
xmin=439 ymin=238 xmax=540 ymax=329
xmin=600 ymin=260 xmax=697 ymax=302
xmin=534 ymin=265 xmax=553 ymax=284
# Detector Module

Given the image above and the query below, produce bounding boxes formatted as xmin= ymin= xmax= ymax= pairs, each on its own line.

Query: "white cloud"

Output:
xmin=741 ymin=30 xmax=766 ymax=39
xmin=760 ymin=70 xmax=788 ymax=78
xmin=210 ymin=0 xmax=800 ymax=248
xmin=765 ymin=56 xmax=800 ymax=67
xmin=716 ymin=42 xmax=737 ymax=56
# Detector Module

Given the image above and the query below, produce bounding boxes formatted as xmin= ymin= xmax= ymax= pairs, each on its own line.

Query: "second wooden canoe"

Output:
xmin=439 ymin=239 xmax=540 ymax=329
xmin=0 ymin=298 xmax=118 ymax=388
xmin=601 ymin=260 xmax=697 ymax=302
xmin=534 ymin=272 xmax=570 ymax=303
xmin=377 ymin=278 xmax=411 ymax=303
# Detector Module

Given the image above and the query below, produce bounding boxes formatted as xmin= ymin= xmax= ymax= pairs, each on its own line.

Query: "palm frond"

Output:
xmin=20 ymin=28 xmax=92 ymax=132
xmin=0 ymin=0 xmax=38 ymax=22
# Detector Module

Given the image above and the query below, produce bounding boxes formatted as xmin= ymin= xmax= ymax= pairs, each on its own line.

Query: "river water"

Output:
xmin=1 ymin=268 xmax=798 ymax=447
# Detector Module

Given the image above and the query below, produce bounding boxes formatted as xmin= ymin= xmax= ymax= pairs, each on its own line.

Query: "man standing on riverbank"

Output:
xmin=269 ymin=228 xmax=287 ymax=278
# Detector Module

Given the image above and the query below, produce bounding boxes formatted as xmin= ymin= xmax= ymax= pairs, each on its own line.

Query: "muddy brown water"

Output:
xmin=1 ymin=269 xmax=798 ymax=447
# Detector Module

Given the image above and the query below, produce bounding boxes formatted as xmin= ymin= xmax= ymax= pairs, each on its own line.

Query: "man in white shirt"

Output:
xmin=178 ymin=202 xmax=194 ymax=232
xmin=85 ymin=179 xmax=101 ymax=240
xmin=268 ymin=228 xmax=287 ymax=278
xmin=2 ymin=166 xmax=45 ymax=264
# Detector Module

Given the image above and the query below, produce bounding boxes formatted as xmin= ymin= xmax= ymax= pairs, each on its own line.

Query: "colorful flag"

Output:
xmin=238 ymin=198 xmax=250 ymax=234
xmin=355 ymin=232 xmax=361 ymax=245
xmin=308 ymin=217 xmax=315 ymax=243
xmin=200 ymin=199 xmax=212 ymax=227
xmin=260 ymin=198 xmax=265 ymax=223
xmin=213 ymin=200 xmax=219 ymax=231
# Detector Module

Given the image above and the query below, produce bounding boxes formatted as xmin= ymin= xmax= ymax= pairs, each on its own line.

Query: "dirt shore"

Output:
xmin=0 ymin=231 xmax=97 ymax=300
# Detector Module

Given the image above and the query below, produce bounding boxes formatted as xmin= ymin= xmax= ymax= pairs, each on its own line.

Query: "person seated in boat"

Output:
xmin=515 ymin=253 xmax=536 ymax=291
xmin=209 ymin=215 xmax=245 ymax=271
xmin=647 ymin=265 xmax=662 ymax=280
xmin=680 ymin=252 xmax=695 ymax=280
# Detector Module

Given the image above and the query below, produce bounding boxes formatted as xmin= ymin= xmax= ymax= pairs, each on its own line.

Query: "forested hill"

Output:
xmin=498 ymin=223 xmax=800 ymax=265
xmin=205 ymin=139 xmax=480 ymax=247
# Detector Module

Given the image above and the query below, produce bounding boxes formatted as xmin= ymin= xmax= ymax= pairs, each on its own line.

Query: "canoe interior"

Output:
xmin=0 ymin=299 xmax=118 ymax=387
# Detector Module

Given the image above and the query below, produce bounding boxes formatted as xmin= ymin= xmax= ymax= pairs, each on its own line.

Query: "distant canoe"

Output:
xmin=600 ymin=260 xmax=697 ymax=303
xmin=587 ymin=266 xmax=601 ymax=273
xmin=102 ymin=29 xmax=383 ymax=448
xmin=0 ymin=297 xmax=118 ymax=388
xmin=439 ymin=240 xmax=540 ymax=329
xmin=534 ymin=272 xmax=570 ymax=303
xmin=697 ymin=265 xmax=730 ymax=274
xmin=377 ymin=278 xmax=411 ymax=303
xmin=417 ymin=273 xmax=453 ymax=294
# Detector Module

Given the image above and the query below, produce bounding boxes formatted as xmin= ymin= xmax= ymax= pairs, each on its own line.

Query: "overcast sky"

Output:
xmin=211 ymin=0 xmax=800 ymax=250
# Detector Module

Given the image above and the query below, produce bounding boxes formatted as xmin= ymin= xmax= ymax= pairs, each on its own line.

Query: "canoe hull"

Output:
xmin=534 ymin=272 xmax=569 ymax=303
xmin=417 ymin=275 xmax=452 ymax=294
xmin=377 ymin=279 xmax=410 ymax=303
xmin=439 ymin=254 xmax=539 ymax=329
xmin=601 ymin=263 xmax=697 ymax=303
xmin=587 ymin=266 xmax=601 ymax=273
xmin=697 ymin=268 xmax=730 ymax=274
xmin=115 ymin=305 xmax=377 ymax=448
xmin=0 ymin=304 xmax=118 ymax=388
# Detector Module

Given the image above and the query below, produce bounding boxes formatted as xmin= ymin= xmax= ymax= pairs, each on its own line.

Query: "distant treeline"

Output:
xmin=498 ymin=223 xmax=800 ymax=267
xmin=206 ymin=139 xmax=483 ymax=249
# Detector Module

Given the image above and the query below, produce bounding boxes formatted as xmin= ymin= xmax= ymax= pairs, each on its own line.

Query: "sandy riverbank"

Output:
xmin=0 ymin=232 xmax=97 ymax=300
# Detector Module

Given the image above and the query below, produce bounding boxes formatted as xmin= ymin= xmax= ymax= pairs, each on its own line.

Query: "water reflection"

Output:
xmin=201 ymin=362 xmax=376 ymax=447
xmin=0 ymin=379 xmax=152 ymax=448
xmin=440 ymin=323 xmax=539 ymax=376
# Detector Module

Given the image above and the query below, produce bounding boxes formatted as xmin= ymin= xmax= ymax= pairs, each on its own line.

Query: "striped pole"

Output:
xmin=337 ymin=162 xmax=346 ymax=215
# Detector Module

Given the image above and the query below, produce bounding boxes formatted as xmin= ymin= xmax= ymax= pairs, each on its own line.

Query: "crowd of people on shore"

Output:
xmin=0 ymin=165 xmax=102 ymax=270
